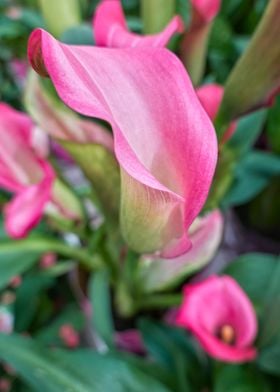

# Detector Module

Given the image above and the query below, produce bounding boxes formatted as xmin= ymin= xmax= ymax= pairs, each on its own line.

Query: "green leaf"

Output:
xmin=89 ymin=270 xmax=114 ymax=349
xmin=214 ymin=365 xmax=269 ymax=392
xmin=266 ymin=95 xmax=280 ymax=154
xmin=139 ymin=319 xmax=207 ymax=392
xmin=258 ymin=343 xmax=280 ymax=376
xmin=0 ymin=334 xmax=170 ymax=392
xmin=224 ymin=253 xmax=278 ymax=305
xmin=222 ymin=151 xmax=280 ymax=207
xmin=0 ymin=243 xmax=40 ymax=290
xmin=228 ymin=109 xmax=267 ymax=154
xmin=62 ymin=24 xmax=94 ymax=45
xmin=35 ymin=304 xmax=85 ymax=345
xmin=14 ymin=273 xmax=54 ymax=332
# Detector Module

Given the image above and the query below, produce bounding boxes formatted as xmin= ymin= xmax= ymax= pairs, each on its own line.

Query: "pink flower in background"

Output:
xmin=115 ymin=329 xmax=145 ymax=354
xmin=0 ymin=308 xmax=13 ymax=334
xmin=28 ymin=28 xmax=217 ymax=257
xmin=0 ymin=104 xmax=82 ymax=238
xmin=176 ymin=275 xmax=257 ymax=363
xmin=40 ymin=253 xmax=57 ymax=269
xmin=0 ymin=103 xmax=54 ymax=238
xmin=59 ymin=324 xmax=80 ymax=348
xmin=197 ymin=84 xmax=237 ymax=142
xmin=10 ymin=59 xmax=28 ymax=86
xmin=0 ymin=378 xmax=11 ymax=392
xmin=190 ymin=0 xmax=221 ymax=24
xmin=9 ymin=275 xmax=22 ymax=288
xmin=93 ymin=0 xmax=184 ymax=48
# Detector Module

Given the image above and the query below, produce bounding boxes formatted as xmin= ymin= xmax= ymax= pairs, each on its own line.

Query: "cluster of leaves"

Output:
xmin=1 ymin=244 xmax=280 ymax=390
xmin=0 ymin=0 xmax=279 ymax=391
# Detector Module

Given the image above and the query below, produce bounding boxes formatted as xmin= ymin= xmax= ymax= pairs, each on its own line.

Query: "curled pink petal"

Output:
xmin=0 ymin=104 xmax=55 ymax=238
xmin=177 ymin=275 xmax=257 ymax=363
xmin=28 ymin=28 xmax=217 ymax=257
xmin=140 ymin=210 xmax=223 ymax=292
xmin=93 ymin=0 xmax=184 ymax=48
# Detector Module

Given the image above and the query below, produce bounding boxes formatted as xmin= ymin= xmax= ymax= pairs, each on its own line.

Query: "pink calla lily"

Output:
xmin=93 ymin=0 xmax=184 ymax=48
xmin=28 ymin=28 xmax=217 ymax=257
xmin=0 ymin=103 xmax=54 ymax=238
xmin=177 ymin=275 xmax=257 ymax=363
xmin=196 ymin=84 xmax=237 ymax=142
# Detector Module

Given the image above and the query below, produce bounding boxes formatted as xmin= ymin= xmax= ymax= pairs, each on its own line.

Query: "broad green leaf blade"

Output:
xmin=89 ymin=270 xmax=114 ymax=349
xmin=228 ymin=109 xmax=267 ymax=154
xmin=258 ymin=343 xmax=280 ymax=376
xmin=139 ymin=319 xmax=206 ymax=392
xmin=14 ymin=273 xmax=54 ymax=332
xmin=224 ymin=253 xmax=278 ymax=305
xmin=0 ymin=334 xmax=170 ymax=392
xmin=214 ymin=365 xmax=269 ymax=392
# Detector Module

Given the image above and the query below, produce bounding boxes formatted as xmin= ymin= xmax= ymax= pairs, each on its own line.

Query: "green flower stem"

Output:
xmin=141 ymin=0 xmax=176 ymax=34
xmin=0 ymin=237 xmax=98 ymax=270
xmin=38 ymin=0 xmax=81 ymax=37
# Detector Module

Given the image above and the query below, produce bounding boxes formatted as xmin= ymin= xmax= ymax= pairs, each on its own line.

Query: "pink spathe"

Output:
xmin=28 ymin=28 xmax=217 ymax=257
xmin=93 ymin=0 xmax=184 ymax=48
xmin=197 ymin=84 xmax=237 ymax=142
xmin=0 ymin=103 xmax=54 ymax=238
xmin=191 ymin=0 xmax=221 ymax=23
xmin=177 ymin=275 xmax=257 ymax=363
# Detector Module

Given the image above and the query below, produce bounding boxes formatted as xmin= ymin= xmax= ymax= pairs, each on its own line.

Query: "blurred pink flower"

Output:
xmin=0 ymin=104 xmax=81 ymax=238
xmin=115 ymin=329 xmax=145 ymax=354
xmin=196 ymin=84 xmax=237 ymax=142
xmin=10 ymin=59 xmax=28 ymax=86
xmin=0 ymin=103 xmax=54 ymax=238
xmin=93 ymin=0 xmax=184 ymax=48
xmin=40 ymin=253 xmax=57 ymax=269
xmin=59 ymin=324 xmax=80 ymax=348
xmin=0 ymin=308 xmax=13 ymax=334
xmin=9 ymin=275 xmax=22 ymax=288
xmin=190 ymin=0 xmax=221 ymax=24
xmin=176 ymin=275 xmax=257 ymax=363
xmin=0 ymin=378 xmax=11 ymax=392
xmin=28 ymin=28 xmax=217 ymax=257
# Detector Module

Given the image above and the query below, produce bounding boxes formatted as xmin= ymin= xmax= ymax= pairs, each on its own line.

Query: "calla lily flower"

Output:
xmin=180 ymin=0 xmax=221 ymax=85
xmin=93 ymin=0 xmax=184 ymax=48
xmin=0 ymin=103 xmax=82 ymax=238
xmin=196 ymin=84 xmax=237 ymax=142
xmin=28 ymin=28 xmax=217 ymax=257
xmin=0 ymin=103 xmax=54 ymax=238
xmin=177 ymin=275 xmax=257 ymax=363
xmin=139 ymin=210 xmax=223 ymax=292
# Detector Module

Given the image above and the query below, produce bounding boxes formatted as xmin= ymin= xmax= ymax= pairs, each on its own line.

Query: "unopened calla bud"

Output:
xmin=216 ymin=0 xmax=280 ymax=140
xmin=180 ymin=0 xmax=221 ymax=85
